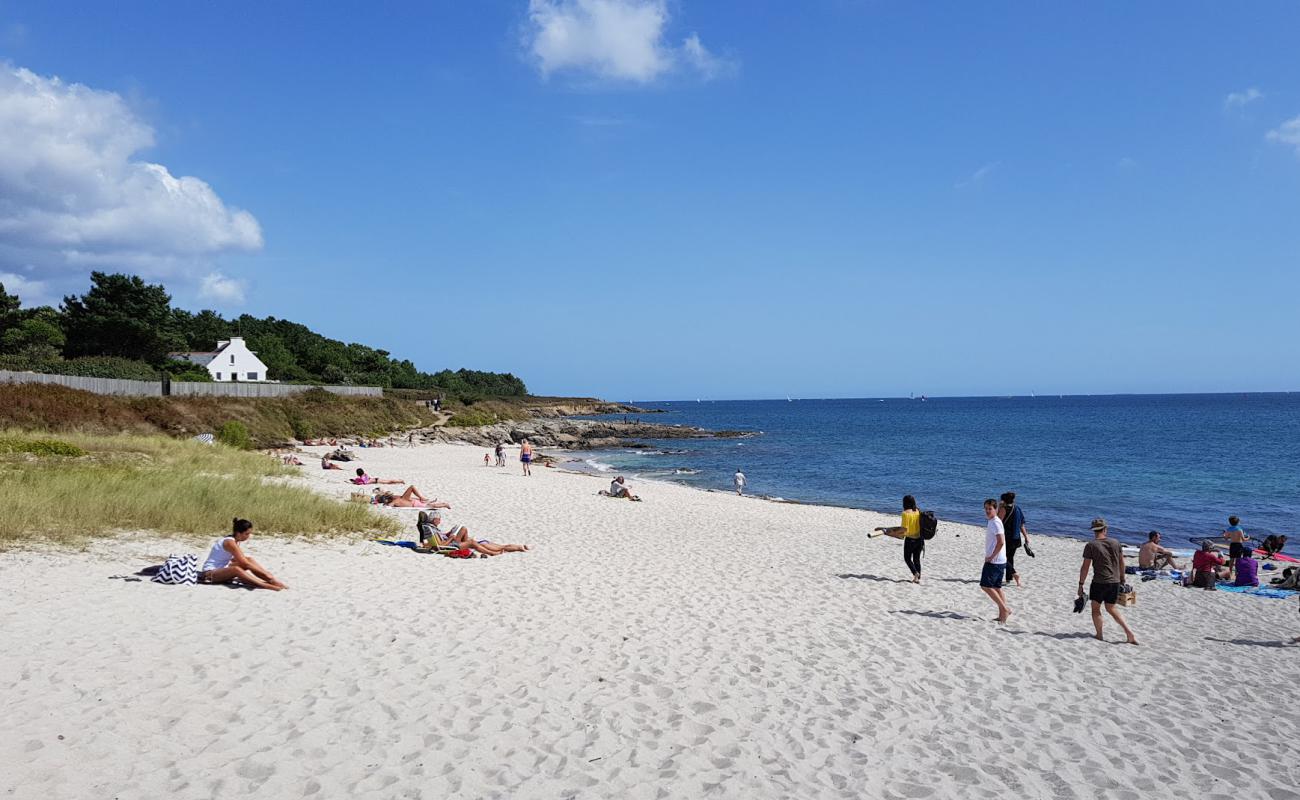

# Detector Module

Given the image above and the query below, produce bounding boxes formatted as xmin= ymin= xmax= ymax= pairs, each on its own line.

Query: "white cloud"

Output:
xmin=1224 ymin=87 xmax=1263 ymax=111
xmin=525 ymin=0 xmax=732 ymax=83
xmin=955 ymin=161 xmax=1000 ymax=189
xmin=1266 ymin=115 xmax=1300 ymax=157
xmin=0 ymin=63 xmax=262 ymax=293
xmin=199 ymin=272 xmax=247 ymax=305
xmin=0 ymin=270 xmax=51 ymax=306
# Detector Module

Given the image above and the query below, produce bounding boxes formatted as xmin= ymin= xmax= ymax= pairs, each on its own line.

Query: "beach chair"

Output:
xmin=414 ymin=512 xmax=461 ymax=555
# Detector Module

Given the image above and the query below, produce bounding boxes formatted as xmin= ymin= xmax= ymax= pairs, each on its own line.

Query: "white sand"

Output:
xmin=3 ymin=442 xmax=1299 ymax=799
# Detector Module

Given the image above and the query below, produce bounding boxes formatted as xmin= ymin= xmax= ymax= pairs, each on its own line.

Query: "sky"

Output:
xmin=1 ymin=0 xmax=1298 ymax=400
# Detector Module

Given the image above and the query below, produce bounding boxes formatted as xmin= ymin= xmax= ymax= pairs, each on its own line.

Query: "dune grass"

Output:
xmin=0 ymin=431 xmax=399 ymax=548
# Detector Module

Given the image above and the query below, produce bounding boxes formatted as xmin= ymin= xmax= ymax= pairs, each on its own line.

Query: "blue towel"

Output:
xmin=373 ymin=539 xmax=419 ymax=549
xmin=1212 ymin=584 xmax=1298 ymax=599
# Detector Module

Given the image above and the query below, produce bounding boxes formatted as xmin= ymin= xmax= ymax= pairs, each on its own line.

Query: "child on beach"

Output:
xmin=980 ymin=499 xmax=1011 ymax=623
xmin=484 ymin=453 xmax=491 ymax=466
xmin=1224 ymin=516 xmax=1249 ymax=578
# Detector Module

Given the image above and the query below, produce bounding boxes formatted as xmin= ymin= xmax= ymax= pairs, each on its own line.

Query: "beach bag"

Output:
xmin=919 ymin=510 xmax=938 ymax=541
xmin=1117 ymin=583 xmax=1136 ymax=607
xmin=152 ymin=554 xmax=199 ymax=585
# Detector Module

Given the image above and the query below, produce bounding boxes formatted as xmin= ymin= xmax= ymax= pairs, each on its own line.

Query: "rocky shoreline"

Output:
xmin=419 ymin=417 xmax=749 ymax=450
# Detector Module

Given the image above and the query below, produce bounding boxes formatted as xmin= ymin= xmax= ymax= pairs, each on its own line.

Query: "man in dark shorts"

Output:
xmin=1078 ymin=518 xmax=1138 ymax=645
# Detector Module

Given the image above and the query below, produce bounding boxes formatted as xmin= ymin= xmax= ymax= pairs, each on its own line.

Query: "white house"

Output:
xmin=170 ymin=337 xmax=270 ymax=382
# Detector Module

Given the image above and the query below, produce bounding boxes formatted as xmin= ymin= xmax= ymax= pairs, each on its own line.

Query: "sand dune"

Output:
xmin=3 ymin=442 xmax=1298 ymax=799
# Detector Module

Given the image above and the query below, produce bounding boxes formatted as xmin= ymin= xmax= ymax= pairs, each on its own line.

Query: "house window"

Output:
xmin=215 ymin=372 xmax=222 ymax=380
xmin=247 ymin=372 xmax=258 ymax=381
xmin=230 ymin=354 xmax=235 ymax=365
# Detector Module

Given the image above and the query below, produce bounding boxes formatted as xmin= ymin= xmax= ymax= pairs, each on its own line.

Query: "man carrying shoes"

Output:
xmin=1079 ymin=518 xmax=1139 ymax=645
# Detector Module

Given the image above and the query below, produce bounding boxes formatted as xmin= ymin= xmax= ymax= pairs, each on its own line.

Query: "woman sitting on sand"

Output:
xmin=373 ymin=486 xmax=451 ymax=509
xmin=870 ymin=495 xmax=925 ymax=583
xmin=200 ymin=519 xmax=288 ymax=591
xmin=321 ymin=456 xmax=342 ymax=470
xmin=349 ymin=468 xmax=403 ymax=486
xmin=420 ymin=509 xmax=529 ymax=556
xmin=1190 ymin=541 xmax=1229 ymax=588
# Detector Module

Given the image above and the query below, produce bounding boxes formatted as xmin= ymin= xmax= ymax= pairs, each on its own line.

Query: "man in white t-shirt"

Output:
xmin=734 ymin=470 xmax=746 ymax=496
xmin=980 ymin=498 xmax=1011 ymax=623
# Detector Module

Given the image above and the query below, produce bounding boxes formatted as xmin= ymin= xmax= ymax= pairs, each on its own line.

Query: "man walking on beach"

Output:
xmin=734 ymin=469 xmax=746 ymax=496
xmin=1079 ymin=518 xmax=1139 ymax=645
xmin=495 ymin=442 xmax=505 ymax=467
xmin=980 ymin=499 xmax=1011 ymax=623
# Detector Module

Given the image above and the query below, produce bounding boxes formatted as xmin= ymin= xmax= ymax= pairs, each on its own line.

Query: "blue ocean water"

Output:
xmin=577 ymin=394 xmax=1300 ymax=548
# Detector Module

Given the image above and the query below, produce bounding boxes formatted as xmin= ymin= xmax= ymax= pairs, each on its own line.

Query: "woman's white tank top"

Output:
xmin=203 ymin=537 xmax=235 ymax=571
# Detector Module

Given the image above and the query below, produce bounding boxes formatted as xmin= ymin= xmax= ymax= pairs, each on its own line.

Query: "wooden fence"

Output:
xmin=0 ymin=370 xmax=381 ymax=399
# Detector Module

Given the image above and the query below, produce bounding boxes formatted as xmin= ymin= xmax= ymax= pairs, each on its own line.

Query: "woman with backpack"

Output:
xmin=871 ymin=495 xmax=926 ymax=583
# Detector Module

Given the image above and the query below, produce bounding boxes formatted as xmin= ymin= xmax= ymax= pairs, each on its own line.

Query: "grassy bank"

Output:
xmin=0 ymin=384 xmax=437 ymax=446
xmin=0 ymin=431 xmax=399 ymax=548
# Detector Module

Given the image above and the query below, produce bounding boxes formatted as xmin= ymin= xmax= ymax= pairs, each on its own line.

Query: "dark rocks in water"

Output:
xmin=424 ymin=418 xmax=752 ymax=450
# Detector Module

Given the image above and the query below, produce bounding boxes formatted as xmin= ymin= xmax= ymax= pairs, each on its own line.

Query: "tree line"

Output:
xmin=0 ymin=272 xmax=527 ymax=397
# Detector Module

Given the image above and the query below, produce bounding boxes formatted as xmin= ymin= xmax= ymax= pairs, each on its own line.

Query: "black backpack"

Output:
xmin=919 ymin=510 xmax=938 ymax=540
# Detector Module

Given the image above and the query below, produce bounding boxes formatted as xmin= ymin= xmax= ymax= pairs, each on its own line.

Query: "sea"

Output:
xmin=573 ymin=394 xmax=1300 ymax=548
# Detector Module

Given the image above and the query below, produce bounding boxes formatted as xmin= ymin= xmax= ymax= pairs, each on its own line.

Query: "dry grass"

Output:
xmin=0 ymin=383 xmax=437 ymax=446
xmin=0 ymin=431 xmax=399 ymax=548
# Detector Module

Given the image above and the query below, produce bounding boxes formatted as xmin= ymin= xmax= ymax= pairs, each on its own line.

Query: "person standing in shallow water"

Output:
xmin=980 ymin=499 xmax=1011 ymax=623
xmin=1078 ymin=518 xmax=1139 ymax=645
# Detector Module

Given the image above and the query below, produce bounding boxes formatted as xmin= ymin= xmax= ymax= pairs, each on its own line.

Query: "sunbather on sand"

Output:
xmin=373 ymin=486 xmax=451 ymax=509
xmin=424 ymin=509 xmax=528 ymax=556
xmin=606 ymin=476 xmax=641 ymax=501
xmin=349 ymin=468 xmax=402 ymax=485
xmin=199 ymin=518 xmax=287 ymax=591
xmin=321 ymin=456 xmax=343 ymax=470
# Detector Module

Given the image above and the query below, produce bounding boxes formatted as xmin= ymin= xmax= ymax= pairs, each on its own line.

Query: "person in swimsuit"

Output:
xmin=373 ymin=486 xmax=451 ymax=509
xmin=349 ymin=468 xmax=402 ymax=485
xmin=423 ymin=509 xmax=529 ymax=556
xmin=199 ymin=519 xmax=287 ymax=590
xmin=321 ymin=456 xmax=342 ymax=470
xmin=1138 ymin=530 xmax=1179 ymax=570
xmin=520 ymin=440 xmax=533 ymax=476
xmin=870 ymin=495 xmax=925 ymax=583
xmin=1223 ymin=516 xmax=1249 ymax=579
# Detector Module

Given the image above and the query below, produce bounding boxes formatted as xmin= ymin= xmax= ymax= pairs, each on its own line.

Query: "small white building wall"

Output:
xmin=206 ymin=337 xmax=270 ymax=382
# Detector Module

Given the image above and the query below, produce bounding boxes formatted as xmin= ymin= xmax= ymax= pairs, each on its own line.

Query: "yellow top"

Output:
xmin=901 ymin=509 xmax=921 ymax=538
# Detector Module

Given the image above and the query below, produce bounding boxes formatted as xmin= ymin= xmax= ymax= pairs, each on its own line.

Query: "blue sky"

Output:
xmin=1 ymin=1 xmax=1298 ymax=399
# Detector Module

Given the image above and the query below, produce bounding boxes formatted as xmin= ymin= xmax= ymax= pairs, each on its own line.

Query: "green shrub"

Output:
xmin=288 ymin=413 xmax=316 ymax=440
xmin=216 ymin=420 xmax=252 ymax=450
xmin=300 ymin=387 xmax=342 ymax=405
xmin=0 ymin=437 xmax=86 ymax=457
xmin=446 ymin=409 xmax=497 ymax=427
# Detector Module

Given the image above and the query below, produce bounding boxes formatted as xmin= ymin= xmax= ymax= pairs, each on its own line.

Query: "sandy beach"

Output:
xmin=3 ymin=442 xmax=1298 ymax=799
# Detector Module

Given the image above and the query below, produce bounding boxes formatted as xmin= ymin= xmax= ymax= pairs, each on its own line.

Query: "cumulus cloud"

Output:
xmin=0 ymin=63 xmax=261 ymax=296
xmin=0 ymin=270 xmax=51 ymax=306
xmin=525 ymin=0 xmax=733 ymax=83
xmin=1266 ymin=115 xmax=1300 ymax=157
xmin=1224 ymin=87 xmax=1263 ymax=111
xmin=199 ymin=272 xmax=247 ymax=305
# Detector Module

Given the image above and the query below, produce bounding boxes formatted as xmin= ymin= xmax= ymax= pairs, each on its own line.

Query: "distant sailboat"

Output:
xmin=787 ymin=395 xmax=792 ymax=402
